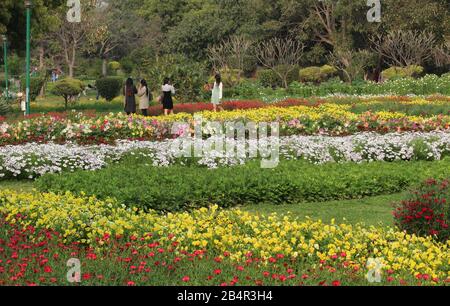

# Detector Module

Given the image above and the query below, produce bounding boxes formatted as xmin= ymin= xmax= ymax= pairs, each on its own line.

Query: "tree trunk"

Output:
xmin=39 ymin=44 xmax=46 ymax=97
xmin=102 ymin=58 xmax=108 ymax=77
xmin=68 ymin=65 xmax=74 ymax=78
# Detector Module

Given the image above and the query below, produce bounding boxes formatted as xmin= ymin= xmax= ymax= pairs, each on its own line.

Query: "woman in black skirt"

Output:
xmin=124 ymin=78 xmax=138 ymax=115
xmin=161 ymin=77 xmax=175 ymax=116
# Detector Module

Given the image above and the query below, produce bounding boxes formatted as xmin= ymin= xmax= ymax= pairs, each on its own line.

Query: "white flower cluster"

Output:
xmin=0 ymin=131 xmax=449 ymax=179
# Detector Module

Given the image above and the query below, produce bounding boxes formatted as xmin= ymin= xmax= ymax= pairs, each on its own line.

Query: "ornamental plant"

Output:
xmin=51 ymin=78 xmax=85 ymax=109
xmin=394 ymin=178 xmax=450 ymax=242
xmin=96 ymin=77 xmax=123 ymax=102
xmin=0 ymin=96 xmax=12 ymax=116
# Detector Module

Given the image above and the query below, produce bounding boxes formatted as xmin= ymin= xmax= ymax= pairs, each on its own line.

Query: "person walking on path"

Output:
xmin=137 ymin=79 xmax=151 ymax=116
xmin=211 ymin=74 xmax=223 ymax=112
xmin=124 ymin=77 xmax=137 ymax=115
xmin=161 ymin=78 xmax=175 ymax=116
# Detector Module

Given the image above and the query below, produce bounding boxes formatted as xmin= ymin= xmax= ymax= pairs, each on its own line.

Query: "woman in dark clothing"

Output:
xmin=161 ymin=77 xmax=175 ymax=116
xmin=124 ymin=78 xmax=138 ymax=115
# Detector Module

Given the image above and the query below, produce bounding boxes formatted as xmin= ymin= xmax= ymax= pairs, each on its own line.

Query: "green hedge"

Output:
xmin=36 ymin=159 xmax=450 ymax=212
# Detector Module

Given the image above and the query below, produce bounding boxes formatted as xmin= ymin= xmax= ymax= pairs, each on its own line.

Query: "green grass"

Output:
xmin=242 ymin=192 xmax=405 ymax=227
xmin=0 ymin=180 xmax=35 ymax=192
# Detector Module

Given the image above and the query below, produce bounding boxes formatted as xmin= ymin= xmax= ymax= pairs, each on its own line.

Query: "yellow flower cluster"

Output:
xmin=0 ymin=190 xmax=448 ymax=280
xmin=142 ymin=101 xmax=448 ymax=124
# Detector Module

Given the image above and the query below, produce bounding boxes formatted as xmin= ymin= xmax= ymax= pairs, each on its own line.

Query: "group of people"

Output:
xmin=123 ymin=74 xmax=224 ymax=116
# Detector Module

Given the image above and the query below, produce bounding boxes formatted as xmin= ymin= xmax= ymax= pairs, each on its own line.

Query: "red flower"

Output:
xmin=127 ymin=281 xmax=135 ymax=286
xmin=214 ymin=269 xmax=222 ymax=275
xmin=182 ymin=276 xmax=190 ymax=282
xmin=43 ymin=266 xmax=52 ymax=273
xmin=332 ymin=280 xmax=341 ymax=287
xmin=236 ymin=266 xmax=244 ymax=271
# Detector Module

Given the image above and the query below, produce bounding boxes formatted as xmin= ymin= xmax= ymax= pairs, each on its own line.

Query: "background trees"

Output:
xmin=0 ymin=0 xmax=448 ymax=95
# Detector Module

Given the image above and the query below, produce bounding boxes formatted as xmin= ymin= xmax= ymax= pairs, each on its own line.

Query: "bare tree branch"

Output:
xmin=255 ymin=37 xmax=304 ymax=88
xmin=370 ymin=30 xmax=437 ymax=67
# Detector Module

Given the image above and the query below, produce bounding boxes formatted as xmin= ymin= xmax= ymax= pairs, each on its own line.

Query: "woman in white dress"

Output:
xmin=211 ymin=74 xmax=223 ymax=112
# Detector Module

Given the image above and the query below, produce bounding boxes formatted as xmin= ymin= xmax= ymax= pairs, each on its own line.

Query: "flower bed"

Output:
xmin=1 ymin=131 xmax=449 ymax=179
xmin=1 ymin=99 xmax=450 ymax=145
xmin=0 ymin=191 xmax=448 ymax=285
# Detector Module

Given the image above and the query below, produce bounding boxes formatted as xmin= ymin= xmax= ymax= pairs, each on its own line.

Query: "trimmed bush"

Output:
xmin=20 ymin=75 xmax=46 ymax=102
xmin=394 ymin=178 xmax=449 ymax=242
xmin=51 ymin=78 xmax=84 ymax=109
xmin=381 ymin=65 xmax=424 ymax=80
xmin=257 ymin=69 xmax=280 ymax=88
xmin=36 ymin=158 xmax=450 ymax=212
xmin=299 ymin=66 xmax=322 ymax=83
xmin=96 ymin=77 xmax=123 ymax=102
xmin=299 ymin=65 xmax=338 ymax=83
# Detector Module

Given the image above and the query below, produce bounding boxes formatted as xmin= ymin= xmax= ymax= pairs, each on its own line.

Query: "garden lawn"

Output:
xmin=0 ymin=180 xmax=34 ymax=193
xmin=243 ymin=193 xmax=405 ymax=227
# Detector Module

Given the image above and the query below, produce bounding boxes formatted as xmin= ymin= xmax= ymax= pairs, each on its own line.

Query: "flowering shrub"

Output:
xmin=394 ymin=179 xmax=450 ymax=242
xmin=0 ymin=192 xmax=448 ymax=283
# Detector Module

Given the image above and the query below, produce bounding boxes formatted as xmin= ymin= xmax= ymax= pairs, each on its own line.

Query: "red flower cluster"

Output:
xmin=394 ymin=178 xmax=449 ymax=242
xmin=1 ymin=215 xmax=447 ymax=286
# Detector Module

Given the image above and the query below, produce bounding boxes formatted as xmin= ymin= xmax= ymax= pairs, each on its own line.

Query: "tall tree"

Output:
xmin=51 ymin=0 xmax=96 ymax=77
xmin=86 ymin=0 xmax=161 ymax=76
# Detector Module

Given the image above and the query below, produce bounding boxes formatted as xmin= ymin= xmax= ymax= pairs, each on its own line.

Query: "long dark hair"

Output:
xmin=215 ymin=74 xmax=221 ymax=87
xmin=125 ymin=78 xmax=134 ymax=97
xmin=163 ymin=77 xmax=170 ymax=85
xmin=141 ymin=79 xmax=149 ymax=97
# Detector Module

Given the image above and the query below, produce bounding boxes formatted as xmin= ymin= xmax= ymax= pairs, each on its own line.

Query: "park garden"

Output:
xmin=0 ymin=0 xmax=449 ymax=287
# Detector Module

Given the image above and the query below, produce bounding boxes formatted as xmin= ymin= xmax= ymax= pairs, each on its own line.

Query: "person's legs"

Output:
xmin=213 ymin=104 xmax=217 ymax=112
xmin=141 ymin=109 xmax=148 ymax=116
xmin=126 ymin=112 xmax=131 ymax=115
xmin=164 ymin=109 xmax=168 ymax=116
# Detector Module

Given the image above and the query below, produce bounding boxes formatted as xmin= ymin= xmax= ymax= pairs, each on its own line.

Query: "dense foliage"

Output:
xmin=96 ymin=77 xmax=123 ymax=102
xmin=36 ymin=159 xmax=450 ymax=212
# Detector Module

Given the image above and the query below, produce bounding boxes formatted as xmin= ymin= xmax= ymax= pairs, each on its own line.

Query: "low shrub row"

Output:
xmin=36 ymin=158 xmax=450 ymax=212
xmin=228 ymin=74 xmax=450 ymax=99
